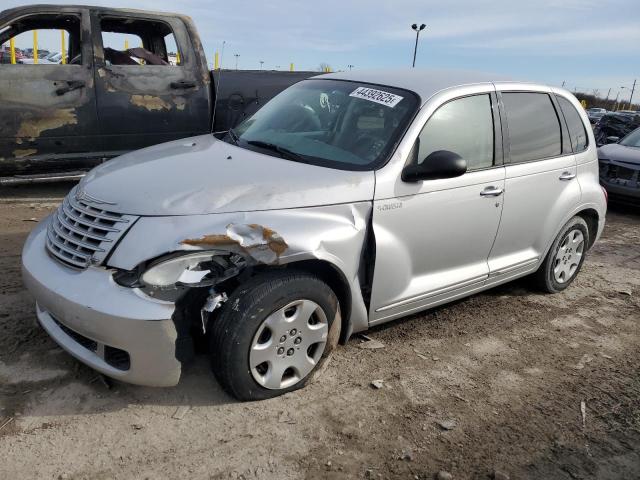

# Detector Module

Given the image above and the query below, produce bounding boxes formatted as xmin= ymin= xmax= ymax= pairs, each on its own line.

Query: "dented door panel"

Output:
xmin=0 ymin=7 xmax=99 ymax=175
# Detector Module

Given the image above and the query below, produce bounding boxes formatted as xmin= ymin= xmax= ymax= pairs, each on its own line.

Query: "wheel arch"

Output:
xmin=576 ymin=208 xmax=599 ymax=249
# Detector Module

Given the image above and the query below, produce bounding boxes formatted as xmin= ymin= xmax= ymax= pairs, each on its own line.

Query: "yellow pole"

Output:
xmin=214 ymin=51 xmax=219 ymax=70
xmin=176 ymin=51 xmax=180 ymax=65
xmin=124 ymin=39 xmax=129 ymax=50
xmin=289 ymin=62 xmax=294 ymax=72
xmin=33 ymin=30 xmax=38 ymax=64
xmin=9 ymin=37 xmax=16 ymax=64
xmin=60 ymin=30 xmax=66 ymax=64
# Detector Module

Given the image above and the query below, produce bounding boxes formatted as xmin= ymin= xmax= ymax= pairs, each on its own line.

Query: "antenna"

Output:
xmin=211 ymin=40 xmax=226 ymax=134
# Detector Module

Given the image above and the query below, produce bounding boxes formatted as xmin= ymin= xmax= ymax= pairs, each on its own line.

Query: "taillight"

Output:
xmin=601 ymin=186 xmax=608 ymax=204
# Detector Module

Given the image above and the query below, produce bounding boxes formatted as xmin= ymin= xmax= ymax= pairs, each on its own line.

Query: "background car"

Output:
xmin=587 ymin=107 xmax=607 ymax=124
xmin=0 ymin=45 xmax=24 ymax=63
xmin=594 ymin=112 xmax=640 ymax=146
xmin=598 ymin=126 xmax=640 ymax=205
xmin=44 ymin=51 xmax=62 ymax=63
xmin=20 ymin=50 xmax=58 ymax=64
xmin=588 ymin=110 xmax=607 ymax=124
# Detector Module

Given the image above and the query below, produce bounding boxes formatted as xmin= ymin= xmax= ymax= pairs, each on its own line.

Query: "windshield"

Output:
xmin=620 ymin=127 xmax=640 ymax=147
xmin=229 ymin=79 xmax=419 ymax=170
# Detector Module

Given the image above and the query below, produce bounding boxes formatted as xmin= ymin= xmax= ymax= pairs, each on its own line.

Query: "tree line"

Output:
xmin=574 ymin=92 xmax=638 ymax=111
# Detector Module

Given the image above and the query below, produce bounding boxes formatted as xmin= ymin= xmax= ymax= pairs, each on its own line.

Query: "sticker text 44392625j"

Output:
xmin=349 ymin=87 xmax=404 ymax=108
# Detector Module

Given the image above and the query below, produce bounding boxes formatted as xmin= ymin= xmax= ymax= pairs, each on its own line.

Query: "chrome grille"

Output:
xmin=46 ymin=193 xmax=138 ymax=269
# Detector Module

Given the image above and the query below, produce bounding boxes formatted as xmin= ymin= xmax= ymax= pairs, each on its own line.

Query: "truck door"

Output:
xmin=0 ymin=8 xmax=99 ymax=176
xmin=90 ymin=11 xmax=212 ymax=153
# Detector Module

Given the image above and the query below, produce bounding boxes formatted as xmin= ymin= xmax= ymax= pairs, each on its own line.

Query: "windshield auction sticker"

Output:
xmin=349 ymin=87 xmax=404 ymax=107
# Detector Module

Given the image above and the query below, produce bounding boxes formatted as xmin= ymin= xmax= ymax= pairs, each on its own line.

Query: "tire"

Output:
xmin=534 ymin=216 xmax=590 ymax=293
xmin=210 ymin=270 xmax=340 ymax=401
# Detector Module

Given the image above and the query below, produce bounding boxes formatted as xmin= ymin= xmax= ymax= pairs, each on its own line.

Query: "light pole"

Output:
xmin=234 ymin=53 xmax=240 ymax=70
xmin=614 ymin=89 xmax=621 ymax=111
xmin=619 ymin=86 xmax=629 ymax=110
xmin=621 ymin=81 xmax=636 ymax=110
xmin=259 ymin=60 xmax=264 ymax=70
xmin=411 ymin=23 xmax=426 ymax=68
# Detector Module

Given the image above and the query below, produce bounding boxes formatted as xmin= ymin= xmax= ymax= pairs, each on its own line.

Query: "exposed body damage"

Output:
xmin=108 ymin=203 xmax=373 ymax=349
xmin=181 ymin=223 xmax=289 ymax=263
xmin=0 ymin=6 xmax=98 ymax=176
xmin=22 ymin=200 xmax=372 ymax=386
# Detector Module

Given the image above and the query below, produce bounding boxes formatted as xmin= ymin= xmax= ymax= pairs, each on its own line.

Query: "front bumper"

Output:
xmin=600 ymin=178 xmax=640 ymax=204
xmin=21 ymin=219 xmax=182 ymax=387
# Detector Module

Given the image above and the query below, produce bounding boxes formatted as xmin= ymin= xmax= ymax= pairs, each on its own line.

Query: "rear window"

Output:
xmin=557 ymin=96 xmax=588 ymax=152
xmin=502 ymin=92 xmax=562 ymax=163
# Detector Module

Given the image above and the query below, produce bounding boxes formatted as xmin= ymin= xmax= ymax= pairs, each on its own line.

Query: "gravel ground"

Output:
xmin=0 ymin=185 xmax=638 ymax=480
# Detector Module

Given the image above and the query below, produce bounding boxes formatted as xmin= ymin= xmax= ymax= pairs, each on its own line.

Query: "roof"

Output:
xmin=1 ymin=5 xmax=188 ymax=21
xmin=318 ymin=68 xmax=519 ymax=103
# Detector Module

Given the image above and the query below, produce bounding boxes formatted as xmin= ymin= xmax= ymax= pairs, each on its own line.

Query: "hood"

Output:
xmin=80 ymin=135 xmax=375 ymax=216
xmin=598 ymin=143 xmax=640 ymax=165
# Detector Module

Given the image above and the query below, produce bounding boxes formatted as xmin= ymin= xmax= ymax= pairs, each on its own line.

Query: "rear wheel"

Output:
xmin=210 ymin=271 xmax=339 ymax=401
xmin=534 ymin=216 xmax=589 ymax=293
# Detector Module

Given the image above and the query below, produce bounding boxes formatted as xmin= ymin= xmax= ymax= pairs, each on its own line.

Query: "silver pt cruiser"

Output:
xmin=22 ymin=70 xmax=607 ymax=400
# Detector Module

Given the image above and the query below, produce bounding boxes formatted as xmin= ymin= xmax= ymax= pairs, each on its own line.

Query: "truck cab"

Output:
xmin=0 ymin=5 xmax=212 ymax=181
xmin=0 ymin=5 xmax=315 ymax=184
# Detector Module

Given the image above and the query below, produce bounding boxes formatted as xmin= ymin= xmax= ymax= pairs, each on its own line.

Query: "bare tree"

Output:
xmin=318 ymin=62 xmax=332 ymax=73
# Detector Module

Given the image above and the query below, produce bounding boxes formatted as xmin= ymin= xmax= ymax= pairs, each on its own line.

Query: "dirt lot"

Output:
xmin=0 ymin=184 xmax=638 ymax=480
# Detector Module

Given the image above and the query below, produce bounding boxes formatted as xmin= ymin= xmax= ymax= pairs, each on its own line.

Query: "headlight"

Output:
xmin=142 ymin=252 xmax=221 ymax=287
xmin=113 ymin=251 xmax=245 ymax=299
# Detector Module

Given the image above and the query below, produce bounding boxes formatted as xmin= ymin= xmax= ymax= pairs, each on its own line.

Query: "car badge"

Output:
xmin=75 ymin=185 xmax=116 ymax=205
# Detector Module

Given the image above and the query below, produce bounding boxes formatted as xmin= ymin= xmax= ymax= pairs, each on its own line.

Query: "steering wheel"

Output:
xmin=271 ymin=104 xmax=321 ymax=132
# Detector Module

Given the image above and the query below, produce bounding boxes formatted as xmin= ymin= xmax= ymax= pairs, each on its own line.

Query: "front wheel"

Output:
xmin=534 ymin=216 xmax=589 ymax=293
xmin=210 ymin=271 xmax=340 ymax=401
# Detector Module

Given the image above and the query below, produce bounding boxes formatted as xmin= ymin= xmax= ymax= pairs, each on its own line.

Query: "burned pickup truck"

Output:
xmin=0 ymin=5 xmax=315 ymax=184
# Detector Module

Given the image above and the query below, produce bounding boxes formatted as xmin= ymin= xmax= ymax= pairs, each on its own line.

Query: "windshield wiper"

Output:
xmin=227 ymin=128 xmax=240 ymax=145
xmin=246 ymin=140 xmax=306 ymax=162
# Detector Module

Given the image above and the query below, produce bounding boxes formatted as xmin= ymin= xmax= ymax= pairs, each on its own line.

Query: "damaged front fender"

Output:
xmin=181 ymin=223 xmax=288 ymax=264
xmin=107 ymin=203 xmax=373 ymax=336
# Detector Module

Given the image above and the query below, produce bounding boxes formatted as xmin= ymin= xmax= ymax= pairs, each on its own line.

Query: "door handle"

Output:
xmin=559 ymin=171 xmax=576 ymax=181
xmin=55 ymin=80 xmax=85 ymax=96
xmin=480 ymin=186 xmax=504 ymax=197
xmin=170 ymin=80 xmax=197 ymax=89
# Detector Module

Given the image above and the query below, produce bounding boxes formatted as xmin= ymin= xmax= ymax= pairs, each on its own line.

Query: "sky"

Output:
xmin=3 ymin=0 xmax=639 ymax=103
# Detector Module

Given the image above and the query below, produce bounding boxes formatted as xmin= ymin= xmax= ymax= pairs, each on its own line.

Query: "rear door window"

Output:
xmin=557 ymin=96 xmax=588 ymax=152
xmin=502 ymin=92 xmax=562 ymax=163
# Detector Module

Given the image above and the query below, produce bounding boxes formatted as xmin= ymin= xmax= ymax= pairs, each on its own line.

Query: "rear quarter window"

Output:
xmin=557 ymin=96 xmax=588 ymax=152
xmin=502 ymin=92 xmax=562 ymax=163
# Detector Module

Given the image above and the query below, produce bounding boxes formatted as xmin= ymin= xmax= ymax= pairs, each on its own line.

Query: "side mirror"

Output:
xmin=606 ymin=136 xmax=620 ymax=144
xmin=402 ymin=150 xmax=467 ymax=182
